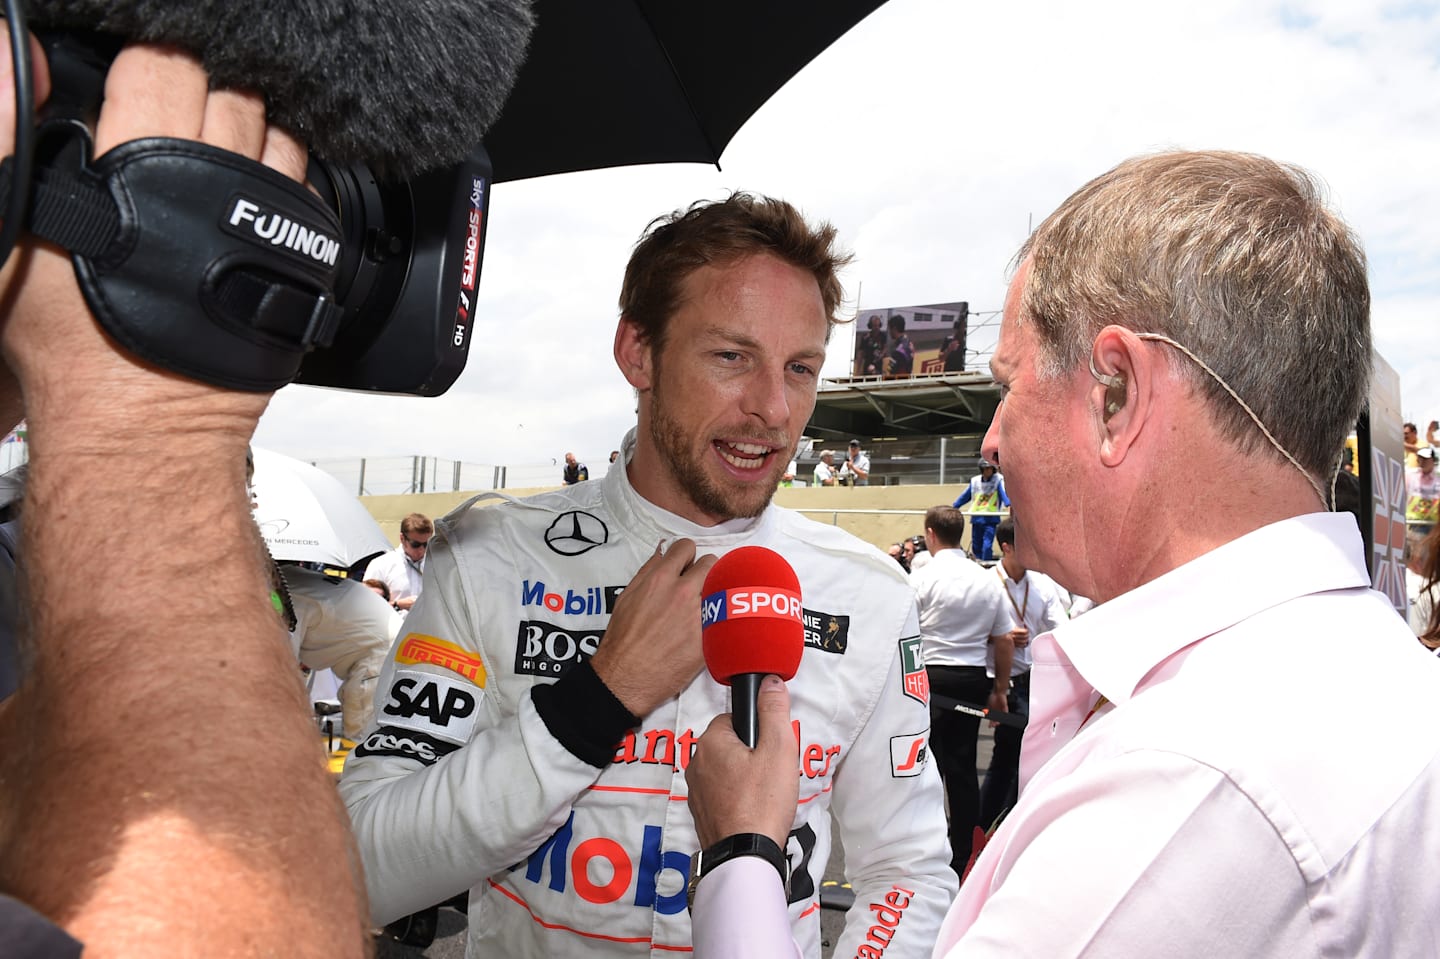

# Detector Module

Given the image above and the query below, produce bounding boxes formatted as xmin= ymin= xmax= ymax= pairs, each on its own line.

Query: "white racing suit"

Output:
xmin=281 ymin=565 xmax=399 ymax=740
xmin=339 ymin=452 xmax=957 ymax=957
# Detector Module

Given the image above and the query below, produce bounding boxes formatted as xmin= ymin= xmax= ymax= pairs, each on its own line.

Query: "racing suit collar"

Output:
xmin=605 ymin=428 xmax=772 ymax=547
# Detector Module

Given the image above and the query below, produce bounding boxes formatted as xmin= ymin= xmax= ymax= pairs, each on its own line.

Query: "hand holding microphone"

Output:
xmin=687 ymin=674 xmax=800 ymax=850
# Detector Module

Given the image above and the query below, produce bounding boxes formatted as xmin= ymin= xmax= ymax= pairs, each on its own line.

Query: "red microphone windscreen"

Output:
xmin=701 ymin=546 xmax=805 ymax=686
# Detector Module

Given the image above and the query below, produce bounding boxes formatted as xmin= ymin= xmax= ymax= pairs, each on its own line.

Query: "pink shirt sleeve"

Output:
xmin=689 ymin=856 xmax=801 ymax=959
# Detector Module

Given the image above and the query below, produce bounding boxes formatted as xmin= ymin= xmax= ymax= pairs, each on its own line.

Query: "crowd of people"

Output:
xmin=5 ymin=36 xmax=1440 ymax=959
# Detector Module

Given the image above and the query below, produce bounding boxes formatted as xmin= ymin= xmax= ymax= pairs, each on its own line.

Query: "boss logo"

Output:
xmin=380 ymin=669 xmax=479 ymax=744
xmin=515 ymin=620 xmax=604 ymax=676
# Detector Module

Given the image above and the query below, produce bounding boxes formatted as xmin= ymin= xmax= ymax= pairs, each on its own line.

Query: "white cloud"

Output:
xmin=254 ymin=0 xmax=1440 ymax=485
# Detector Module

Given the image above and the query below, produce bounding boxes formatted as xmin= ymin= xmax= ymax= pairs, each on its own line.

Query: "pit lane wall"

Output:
xmin=361 ymin=484 xmax=967 ymax=557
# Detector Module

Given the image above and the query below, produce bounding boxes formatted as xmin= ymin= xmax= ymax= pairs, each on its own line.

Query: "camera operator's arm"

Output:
xmin=0 ymin=43 xmax=369 ymax=956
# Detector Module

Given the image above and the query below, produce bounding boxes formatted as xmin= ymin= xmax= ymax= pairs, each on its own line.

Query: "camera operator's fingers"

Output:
xmin=259 ymin=123 xmax=308 ymax=184
xmin=199 ymin=87 xmax=267 ymax=159
xmin=0 ymin=28 xmax=50 ymax=158
xmin=96 ymin=45 xmax=208 ymax=151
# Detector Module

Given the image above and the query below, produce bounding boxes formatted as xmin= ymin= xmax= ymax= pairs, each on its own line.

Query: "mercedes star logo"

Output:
xmin=544 ymin=510 xmax=610 ymax=556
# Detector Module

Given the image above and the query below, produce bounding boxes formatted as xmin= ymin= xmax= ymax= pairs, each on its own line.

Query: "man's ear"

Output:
xmin=1090 ymin=325 xmax=1152 ymax=467
xmin=614 ymin=316 xmax=654 ymax=392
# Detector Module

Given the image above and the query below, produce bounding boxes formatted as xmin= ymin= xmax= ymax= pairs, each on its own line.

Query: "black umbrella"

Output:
xmin=483 ymin=0 xmax=891 ymax=183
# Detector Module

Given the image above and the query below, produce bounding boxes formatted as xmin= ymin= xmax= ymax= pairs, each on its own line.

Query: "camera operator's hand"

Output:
xmin=0 ymin=39 xmax=369 ymax=957
xmin=0 ymin=43 xmax=305 ymax=438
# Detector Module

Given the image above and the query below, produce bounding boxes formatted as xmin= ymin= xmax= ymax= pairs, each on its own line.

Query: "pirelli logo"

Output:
xmin=395 ymin=633 xmax=487 ymax=687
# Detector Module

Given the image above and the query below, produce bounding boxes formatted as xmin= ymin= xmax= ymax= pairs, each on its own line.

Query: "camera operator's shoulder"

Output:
xmin=773 ymin=507 xmax=908 ymax=587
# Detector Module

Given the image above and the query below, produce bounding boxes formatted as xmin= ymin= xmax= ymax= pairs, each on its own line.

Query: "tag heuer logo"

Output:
xmin=899 ymin=635 xmax=929 ymax=705
xmin=544 ymin=510 xmax=609 ymax=556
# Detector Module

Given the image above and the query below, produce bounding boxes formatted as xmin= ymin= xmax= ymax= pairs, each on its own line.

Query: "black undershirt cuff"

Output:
xmin=531 ymin=660 xmax=639 ymax=767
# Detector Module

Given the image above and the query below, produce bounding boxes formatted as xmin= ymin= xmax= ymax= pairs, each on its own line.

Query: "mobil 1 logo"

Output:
xmin=515 ymin=620 xmax=604 ymax=677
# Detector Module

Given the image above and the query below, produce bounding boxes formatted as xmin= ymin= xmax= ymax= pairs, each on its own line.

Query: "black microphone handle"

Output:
xmin=730 ymin=672 xmax=764 ymax=749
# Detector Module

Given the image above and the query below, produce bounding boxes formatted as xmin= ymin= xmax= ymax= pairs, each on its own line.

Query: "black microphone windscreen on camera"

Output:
xmin=29 ymin=0 xmax=536 ymax=179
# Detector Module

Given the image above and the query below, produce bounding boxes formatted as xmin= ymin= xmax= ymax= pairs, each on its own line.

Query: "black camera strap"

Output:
xmin=0 ymin=133 xmax=344 ymax=391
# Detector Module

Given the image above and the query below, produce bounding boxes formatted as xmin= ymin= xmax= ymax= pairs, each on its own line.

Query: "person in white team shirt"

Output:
xmin=685 ymin=150 xmax=1440 ymax=957
xmin=977 ymin=516 xmax=1067 ymax=828
xmin=362 ymin=512 xmax=431 ymax=611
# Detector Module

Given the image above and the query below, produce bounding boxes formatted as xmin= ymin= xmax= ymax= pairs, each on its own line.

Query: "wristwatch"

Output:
xmin=686 ymin=833 xmax=790 ymax=913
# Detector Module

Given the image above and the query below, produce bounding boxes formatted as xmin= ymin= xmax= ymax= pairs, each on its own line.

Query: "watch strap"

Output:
xmin=687 ymin=833 xmax=788 ymax=912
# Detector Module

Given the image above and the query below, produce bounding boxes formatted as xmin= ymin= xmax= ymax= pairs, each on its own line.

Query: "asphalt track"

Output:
xmin=370 ymin=728 xmax=997 ymax=958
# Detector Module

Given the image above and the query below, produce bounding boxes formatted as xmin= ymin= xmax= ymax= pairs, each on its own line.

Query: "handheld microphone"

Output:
xmin=700 ymin=547 xmax=805 ymax=748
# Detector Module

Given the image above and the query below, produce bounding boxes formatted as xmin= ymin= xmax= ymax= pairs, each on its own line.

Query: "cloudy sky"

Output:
xmin=253 ymin=0 xmax=1440 ymax=492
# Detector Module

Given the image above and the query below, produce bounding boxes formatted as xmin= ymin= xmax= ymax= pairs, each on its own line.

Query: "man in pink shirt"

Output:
xmin=686 ymin=150 xmax=1440 ymax=957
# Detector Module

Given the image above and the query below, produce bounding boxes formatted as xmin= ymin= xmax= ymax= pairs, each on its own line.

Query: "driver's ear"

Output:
xmin=614 ymin=316 xmax=654 ymax=392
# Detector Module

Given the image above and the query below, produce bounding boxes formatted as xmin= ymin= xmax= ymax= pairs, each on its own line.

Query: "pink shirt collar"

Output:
xmin=1021 ymin=511 xmax=1370 ymax=789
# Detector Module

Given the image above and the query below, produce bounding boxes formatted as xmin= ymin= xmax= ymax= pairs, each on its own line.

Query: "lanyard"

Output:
xmin=997 ymin=565 xmax=1029 ymax=631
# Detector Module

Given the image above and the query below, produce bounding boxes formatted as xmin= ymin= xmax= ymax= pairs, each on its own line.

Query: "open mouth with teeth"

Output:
xmin=714 ymin=439 xmax=776 ymax=472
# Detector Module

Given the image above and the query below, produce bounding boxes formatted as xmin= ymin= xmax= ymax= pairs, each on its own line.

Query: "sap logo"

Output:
xmin=517 ymin=815 xmax=821 ymax=915
xmin=514 ymin=621 xmax=604 ymax=677
xmin=380 ymin=669 xmax=479 ymax=744
xmin=352 ymin=726 xmax=460 ymax=765
xmin=520 ymin=580 xmax=624 ymax=616
xmin=802 ymin=608 xmax=850 ymax=655
xmin=700 ymin=588 xmax=803 ymax=627
xmin=889 ymin=733 xmax=928 ymax=778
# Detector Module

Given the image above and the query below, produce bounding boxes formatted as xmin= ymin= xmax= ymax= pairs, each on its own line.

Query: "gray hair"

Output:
xmin=1017 ymin=150 xmax=1371 ymax=478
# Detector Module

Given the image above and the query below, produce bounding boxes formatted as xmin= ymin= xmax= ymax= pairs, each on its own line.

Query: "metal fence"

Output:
xmin=306 ymin=439 xmax=994 ymax=497
xmin=308 ymin=455 xmax=595 ymax=496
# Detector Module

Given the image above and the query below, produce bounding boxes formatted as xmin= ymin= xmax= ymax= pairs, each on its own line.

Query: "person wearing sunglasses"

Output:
xmin=364 ymin=512 xmax=433 ymax=612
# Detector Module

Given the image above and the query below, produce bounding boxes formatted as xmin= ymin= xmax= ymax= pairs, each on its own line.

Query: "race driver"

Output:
xmin=339 ymin=193 xmax=957 ymax=956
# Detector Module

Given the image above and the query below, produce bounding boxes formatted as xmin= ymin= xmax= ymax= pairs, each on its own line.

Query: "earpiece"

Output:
xmin=1090 ymin=354 xmax=1126 ymax=420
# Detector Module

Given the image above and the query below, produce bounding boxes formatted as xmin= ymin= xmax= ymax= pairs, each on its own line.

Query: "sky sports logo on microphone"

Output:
xmin=701 ymin=587 xmax=803 ymax=627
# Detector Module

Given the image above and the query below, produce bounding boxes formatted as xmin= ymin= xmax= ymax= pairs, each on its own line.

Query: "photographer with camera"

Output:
xmin=0 ymin=38 xmax=369 ymax=956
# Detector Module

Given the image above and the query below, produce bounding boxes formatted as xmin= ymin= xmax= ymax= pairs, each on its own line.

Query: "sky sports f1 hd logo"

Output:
xmin=453 ymin=175 xmax=487 ymax=352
